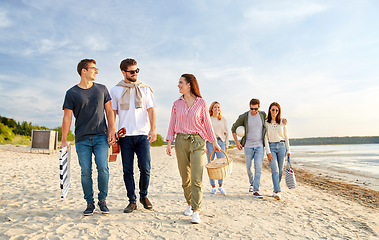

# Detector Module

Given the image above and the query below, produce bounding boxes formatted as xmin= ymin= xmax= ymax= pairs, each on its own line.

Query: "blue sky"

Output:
xmin=1 ymin=0 xmax=378 ymax=138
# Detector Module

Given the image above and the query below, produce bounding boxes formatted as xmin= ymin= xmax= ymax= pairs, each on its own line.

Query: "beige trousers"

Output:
xmin=175 ymin=133 xmax=206 ymax=211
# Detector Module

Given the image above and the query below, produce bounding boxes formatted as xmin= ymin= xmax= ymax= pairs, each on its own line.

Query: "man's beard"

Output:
xmin=126 ymin=76 xmax=137 ymax=82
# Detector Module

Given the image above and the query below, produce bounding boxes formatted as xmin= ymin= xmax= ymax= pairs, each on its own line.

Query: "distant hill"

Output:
xmin=228 ymin=136 xmax=379 ymax=146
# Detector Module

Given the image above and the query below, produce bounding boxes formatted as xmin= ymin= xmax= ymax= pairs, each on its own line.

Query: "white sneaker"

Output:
xmin=184 ymin=206 xmax=193 ymax=216
xmin=274 ymin=192 xmax=281 ymax=200
xmin=249 ymin=185 xmax=254 ymax=192
xmin=218 ymin=187 xmax=226 ymax=195
xmin=211 ymin=187 xmax=217 ymax=194
xmin=191 ymin=212 xmax=201 ymax=224
xmin=252 ymin=191 xmax=264 ymax=199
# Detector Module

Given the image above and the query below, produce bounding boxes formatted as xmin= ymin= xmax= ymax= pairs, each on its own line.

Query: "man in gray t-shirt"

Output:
xmin=232 ymin=98 xmax=287 ymax=199
xmin=61 ymin=59 xmax=116 ymax=216
xmin=232 ymin=98 xmax=266 ymax=198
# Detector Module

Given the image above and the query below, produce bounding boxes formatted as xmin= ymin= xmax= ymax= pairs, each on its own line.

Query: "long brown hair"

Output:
xmin=209 ymin=101 xmax=222 ymax=120
xmin=267 ymin=102 xmax=281 ymax=124
xmin=181 ymin=74 xmax=202 ymax=98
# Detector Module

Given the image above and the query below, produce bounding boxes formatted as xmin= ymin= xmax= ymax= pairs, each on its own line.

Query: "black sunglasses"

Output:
xmin=250 ymin=108 xmax=259 ymax=111
xmin=124 ymin=68 xmax=140 ymax=74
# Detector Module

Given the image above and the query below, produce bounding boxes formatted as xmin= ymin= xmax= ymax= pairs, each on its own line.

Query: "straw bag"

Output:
xmin=205 ymin=150 xmax=232 ymax=180
xmin=285 ymin=156 xmax=296 ymax=189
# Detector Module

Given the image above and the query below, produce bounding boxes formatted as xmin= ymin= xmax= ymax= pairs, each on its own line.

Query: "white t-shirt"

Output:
xmin=110 ymin=85 xmax=156 ymax=136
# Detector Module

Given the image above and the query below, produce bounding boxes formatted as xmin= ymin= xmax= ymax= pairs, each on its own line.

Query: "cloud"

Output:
xmin=0 ymin=11 xmax=12 ymax=27
xmin=243 ymin=1 xmax=328 ymax=29
xmin=86 ymin=36 xmax=109 ymax=51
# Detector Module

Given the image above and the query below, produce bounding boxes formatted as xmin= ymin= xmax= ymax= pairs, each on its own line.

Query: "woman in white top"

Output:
xmin=264 ymin=102 xmax=290 ymax=200
xmin=206 ymin=101 xmax=229 ymax=195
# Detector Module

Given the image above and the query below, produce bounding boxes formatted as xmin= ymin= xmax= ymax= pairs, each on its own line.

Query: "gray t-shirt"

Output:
xmin=244 ymin=112 xmax=263 ymax=148
xmin=62 ymin=83 xmax=111 ymax=143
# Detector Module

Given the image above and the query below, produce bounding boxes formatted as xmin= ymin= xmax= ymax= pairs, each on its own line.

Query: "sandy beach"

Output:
xmin=0 ymin=145 xmax=378 ymax=239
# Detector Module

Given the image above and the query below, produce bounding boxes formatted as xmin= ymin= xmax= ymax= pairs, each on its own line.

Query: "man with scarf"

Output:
xmin=110 ymin=58 xmax=156 ymax=213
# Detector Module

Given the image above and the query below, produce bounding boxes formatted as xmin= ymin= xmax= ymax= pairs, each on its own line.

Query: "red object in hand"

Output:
xmin=117 ymin=128 xmax=126 ymax=138
xmin=108 ymin=128 xmax=127 ymax=162
xmin=108 ymin=142 xmax=120 ymax=162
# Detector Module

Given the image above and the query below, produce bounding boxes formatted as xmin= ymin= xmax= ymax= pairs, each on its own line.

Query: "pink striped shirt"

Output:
xmin=166 ymin=96 xmax=216 ymax=143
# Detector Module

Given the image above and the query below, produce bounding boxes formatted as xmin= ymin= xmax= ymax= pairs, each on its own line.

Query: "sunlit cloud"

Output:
xmin=243 ymin=1 xmax=328 ymax=28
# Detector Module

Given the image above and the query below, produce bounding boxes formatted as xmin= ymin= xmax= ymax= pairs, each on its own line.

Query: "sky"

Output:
xmin=1 ymin=0 xmax=378 ymax=139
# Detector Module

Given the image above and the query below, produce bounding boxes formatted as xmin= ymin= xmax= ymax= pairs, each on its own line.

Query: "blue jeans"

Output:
xmin=206 ymin=139 xmax=226 ymax=186
xmin=244 ymin=146 xmax=264 ymax=192
xmin=75 ymin=135 xmax=109 ymax=204
xmin=118 ymin=135 xmax=151 ymax=203
xmin=268 ymin=142 xmax=287 ymax=192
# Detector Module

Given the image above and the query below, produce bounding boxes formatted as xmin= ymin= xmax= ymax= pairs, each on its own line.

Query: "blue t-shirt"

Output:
xmin=62 ymin=83 xmax=111 ymax=143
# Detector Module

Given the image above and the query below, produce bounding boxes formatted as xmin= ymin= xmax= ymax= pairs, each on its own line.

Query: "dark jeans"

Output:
xmin=118 ymin=135 xmax=151 ymax=203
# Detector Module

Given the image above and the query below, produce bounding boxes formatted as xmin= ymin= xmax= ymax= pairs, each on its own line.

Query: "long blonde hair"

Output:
xmin=209 ymin=101 xmax=222 ymax=120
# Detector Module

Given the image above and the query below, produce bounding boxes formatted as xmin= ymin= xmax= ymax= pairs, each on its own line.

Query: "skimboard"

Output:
xmin=59 ymin=143 xmax=71 ymax=198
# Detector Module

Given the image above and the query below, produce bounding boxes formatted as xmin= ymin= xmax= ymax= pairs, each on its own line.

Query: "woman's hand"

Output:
xmin=166 ymin=141 xmax=172 ymax=156
xmin=212 ymin=141 xmax=221 ymax=152
xmin=267 ymin=153 xmax=273 ymax=162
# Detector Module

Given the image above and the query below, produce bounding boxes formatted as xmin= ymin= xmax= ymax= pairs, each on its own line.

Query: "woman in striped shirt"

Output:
xmin=166 ymin=73 xmax=221 ymax=224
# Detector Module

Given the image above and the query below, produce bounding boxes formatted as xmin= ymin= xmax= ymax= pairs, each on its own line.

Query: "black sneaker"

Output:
xmin=83 ymin=203 xmax=95 ymax=216
xmin=98 ymin=200 xmax=109 ymax=214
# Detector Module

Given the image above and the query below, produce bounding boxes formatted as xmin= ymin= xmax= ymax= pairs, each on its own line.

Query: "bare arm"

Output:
xmin=60 ymin=108 xmax=73 ymax=148
xmin=166 ymin=140 xmax=172 ymax=156
xmin=232 ymin=132 xmax=243 ymax=150
xmin=105 ymin=101 xmax=116 ymax=145
xmin=147 ymin=107 xmax=156 ymax=143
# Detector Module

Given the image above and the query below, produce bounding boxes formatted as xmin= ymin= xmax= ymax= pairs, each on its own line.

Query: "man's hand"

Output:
xmin=148 ymin=130 xmax=157 ymax=143
xmin=236 ymin=141 xmax=243 ymax=150
xmin=108 ymin=132 xmax=117 ymax=146
xmin=267 ymin=153 xmax=273 ymax=162
xmin=60 ymin=141 xmax=69 ymax=149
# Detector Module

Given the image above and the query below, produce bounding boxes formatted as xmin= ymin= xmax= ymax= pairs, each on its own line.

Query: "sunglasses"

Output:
xmin=250 ymin=108 xmax=259 ymax=111
xmin=270 ymin=109 xmax=279 ymax=112
xmin=87 ymin=67 xmax=99 ymax=71
xmin=124 ymin=68 xmax=140 ymax=74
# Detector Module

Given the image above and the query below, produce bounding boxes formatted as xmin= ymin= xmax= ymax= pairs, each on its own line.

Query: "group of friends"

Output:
xmin=60 ymin=58 xmax=290 ymax=224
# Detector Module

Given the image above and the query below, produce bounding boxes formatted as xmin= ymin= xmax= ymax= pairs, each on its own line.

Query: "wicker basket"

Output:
xmin=205 ymin=150 xmax=232 ymax=180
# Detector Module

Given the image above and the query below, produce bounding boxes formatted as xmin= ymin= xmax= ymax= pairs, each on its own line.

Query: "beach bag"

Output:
xmin=285 ymin=156 xmax=296 ymax=189
xmin=205 ymin=150 xmax=232 ymax=180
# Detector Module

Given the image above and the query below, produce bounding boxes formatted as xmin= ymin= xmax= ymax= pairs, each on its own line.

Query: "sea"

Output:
xmin=290 ymin=144 xmax=379 ymax=191
xmin=291 ymin=144 xmax=379 ymax=177
xmin=231 ymin=143 xmax=379 ymax=190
